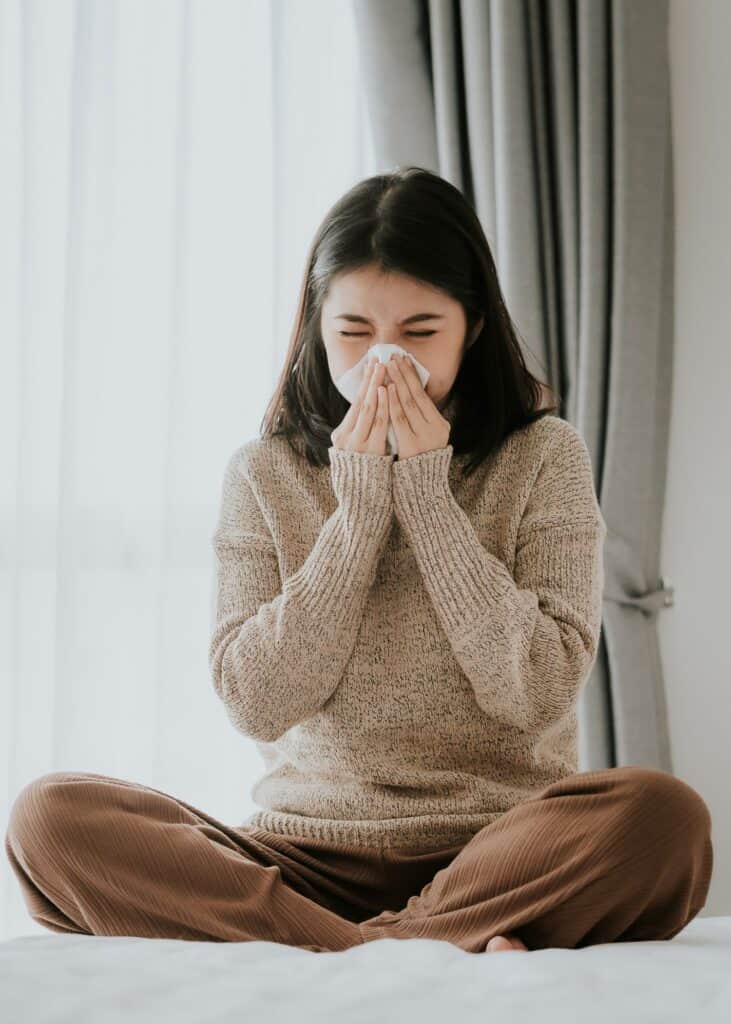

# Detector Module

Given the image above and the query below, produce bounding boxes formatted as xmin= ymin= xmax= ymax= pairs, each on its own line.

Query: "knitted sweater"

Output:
xmin=209 ymin=403 xmax=607 ymax=850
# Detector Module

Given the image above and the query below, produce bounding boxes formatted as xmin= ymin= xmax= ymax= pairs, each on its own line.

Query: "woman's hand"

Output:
xmin=331 ymin=357 xmax=390 ymax=456
xmin=385 ymin=354 xmax=451 ymax=459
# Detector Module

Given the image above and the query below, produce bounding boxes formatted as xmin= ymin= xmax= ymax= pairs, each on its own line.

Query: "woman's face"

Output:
xmin=320 ymin=265 xmax=483 ymax=410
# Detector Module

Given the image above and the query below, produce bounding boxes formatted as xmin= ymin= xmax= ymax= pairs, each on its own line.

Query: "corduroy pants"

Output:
xmin=5 ymin=765 xmax=713 ymax=953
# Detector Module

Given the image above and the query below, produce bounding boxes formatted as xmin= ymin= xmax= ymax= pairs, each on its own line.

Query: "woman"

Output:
xmin=5 ymin=167 xmax=712 ymax=953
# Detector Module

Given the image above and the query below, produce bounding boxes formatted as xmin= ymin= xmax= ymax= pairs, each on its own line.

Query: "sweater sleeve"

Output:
xmin=208 ymin=444 xmax=394 ymax=742
xmin=391 ymin=424 xmax=606 ymax=733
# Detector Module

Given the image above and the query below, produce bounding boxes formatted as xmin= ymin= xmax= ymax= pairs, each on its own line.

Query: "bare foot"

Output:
xmin=484 ymin=932 xmax=530 ymax=952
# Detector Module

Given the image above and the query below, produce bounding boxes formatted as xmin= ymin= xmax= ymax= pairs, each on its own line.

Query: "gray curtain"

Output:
xmin=352 ymin=0 xmax=675 ymax=772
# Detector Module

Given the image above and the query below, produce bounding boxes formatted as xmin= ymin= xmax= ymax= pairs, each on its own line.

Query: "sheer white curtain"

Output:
xmin=0 ymin=0 xmax=373 ymax=941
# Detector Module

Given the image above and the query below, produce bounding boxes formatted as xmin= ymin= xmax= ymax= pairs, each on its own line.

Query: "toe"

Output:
xmin=485 ymin=933 xmax=530 ymax=952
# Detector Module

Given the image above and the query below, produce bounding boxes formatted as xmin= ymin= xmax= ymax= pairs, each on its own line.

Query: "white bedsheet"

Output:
xmin=1 ymin=915 xmax=730 ymax=1024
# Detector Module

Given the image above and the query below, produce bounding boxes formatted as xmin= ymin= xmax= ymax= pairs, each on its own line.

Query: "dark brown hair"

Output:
xmin=260 ymin=165 xmax=560 ymax=478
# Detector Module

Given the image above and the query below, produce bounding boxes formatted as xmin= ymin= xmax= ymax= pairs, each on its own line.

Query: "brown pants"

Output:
xmin=4 ymin=765 xmax=713 ymax=953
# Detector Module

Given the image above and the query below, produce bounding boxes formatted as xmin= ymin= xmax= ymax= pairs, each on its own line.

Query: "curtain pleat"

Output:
xmin=352 ymin=0 xmax=675 ymax=772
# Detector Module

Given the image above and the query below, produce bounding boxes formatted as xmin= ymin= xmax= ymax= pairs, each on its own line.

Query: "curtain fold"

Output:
xmin=352 ymin=0 xmax=675 ymax=771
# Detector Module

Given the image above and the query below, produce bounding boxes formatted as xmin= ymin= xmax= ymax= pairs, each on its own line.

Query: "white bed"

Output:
xmin=1 ymin=915 xmax=729 ymax=1023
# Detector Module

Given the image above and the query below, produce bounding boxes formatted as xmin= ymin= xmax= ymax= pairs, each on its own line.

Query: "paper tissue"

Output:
xmin=332 ymin=343 xmax=430 ymax=455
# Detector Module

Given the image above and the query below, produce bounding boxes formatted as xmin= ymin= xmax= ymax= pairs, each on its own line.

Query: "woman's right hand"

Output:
xmin=331 ymin=357 xmax=390 ymax=456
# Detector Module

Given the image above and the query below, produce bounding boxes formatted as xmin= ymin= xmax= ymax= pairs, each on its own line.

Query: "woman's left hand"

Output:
xmin=386 ymin=354 xmax=451 ymax=460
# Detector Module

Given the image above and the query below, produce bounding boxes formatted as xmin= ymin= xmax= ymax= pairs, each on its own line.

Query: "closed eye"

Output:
xmin=338 ymin=331 xmax=436 ymax=338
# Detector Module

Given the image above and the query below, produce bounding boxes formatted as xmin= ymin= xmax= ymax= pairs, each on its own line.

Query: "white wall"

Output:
xmin=665 ymin=0 xmax=731 ymax=916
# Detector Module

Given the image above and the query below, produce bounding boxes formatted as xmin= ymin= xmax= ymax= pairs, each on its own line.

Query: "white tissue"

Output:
xmin=333 ymin=344 xmax=430 ymax=455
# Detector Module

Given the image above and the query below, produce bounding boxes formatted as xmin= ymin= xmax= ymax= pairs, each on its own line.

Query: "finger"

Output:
xmin=359 ymin=355 xmax=379 ymax=395
xmin=369 ymin=384 xmax=389 ymax=449
xmin=351 ymin=360 xmax=385 ymax=445
xmin=337 ymin=358 xmax=378 ymax=433
xmin=393 ymin=355 xmax=430 ymax=410
xmin=387 ymin=381 xmax=414 ymax=442
xmin=388 ymin=356 xmax=430 ymax=431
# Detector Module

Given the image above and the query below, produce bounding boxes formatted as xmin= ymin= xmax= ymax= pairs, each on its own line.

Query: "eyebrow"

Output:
xmin=334 ymin=312 xmax=446 ymax=325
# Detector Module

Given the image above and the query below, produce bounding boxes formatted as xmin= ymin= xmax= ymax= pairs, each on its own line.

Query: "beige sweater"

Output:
xmin=209 ymin=404 xmax=606 ymax=849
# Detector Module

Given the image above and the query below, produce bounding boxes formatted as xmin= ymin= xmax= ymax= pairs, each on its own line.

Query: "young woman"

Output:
xmin=6 ymin=167 xmax=712 ymax=954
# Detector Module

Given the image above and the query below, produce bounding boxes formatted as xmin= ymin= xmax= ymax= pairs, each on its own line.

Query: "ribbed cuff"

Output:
xmin=274 ymin=447 xmax=395 ymax=627
xmin=392 ymin=445 xmax=453 ymax=501
xmin=391 ymin=445 xmax=517 ymax=638
xmin=286 ymin=505 xmax=391 ymax=624
xmin=328 ymin=445 xmax=394 ymax=516
xmin=399 ymin=497 xmax=516 ymax=637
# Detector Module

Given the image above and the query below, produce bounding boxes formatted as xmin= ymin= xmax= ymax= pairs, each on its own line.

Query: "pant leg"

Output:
xmin=4 ymin=770 xmax=364 ymax=950
xmin=242 ymin=827 xmax=465 ymax=926
xmin=358 ymin=766 xmax=714 ymax=953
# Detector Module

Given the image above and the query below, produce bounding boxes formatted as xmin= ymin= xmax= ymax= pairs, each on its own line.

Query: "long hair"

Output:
xmin=260 ymin=165 xmax=560 ymax=478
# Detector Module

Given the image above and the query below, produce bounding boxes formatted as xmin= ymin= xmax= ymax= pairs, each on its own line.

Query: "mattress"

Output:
xmin=1 ymin=915 xmax=729 ymax=1023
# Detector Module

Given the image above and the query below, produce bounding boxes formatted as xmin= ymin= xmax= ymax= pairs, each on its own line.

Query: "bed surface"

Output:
xmin=2 ymin=915 xmax=730 ymax=1023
